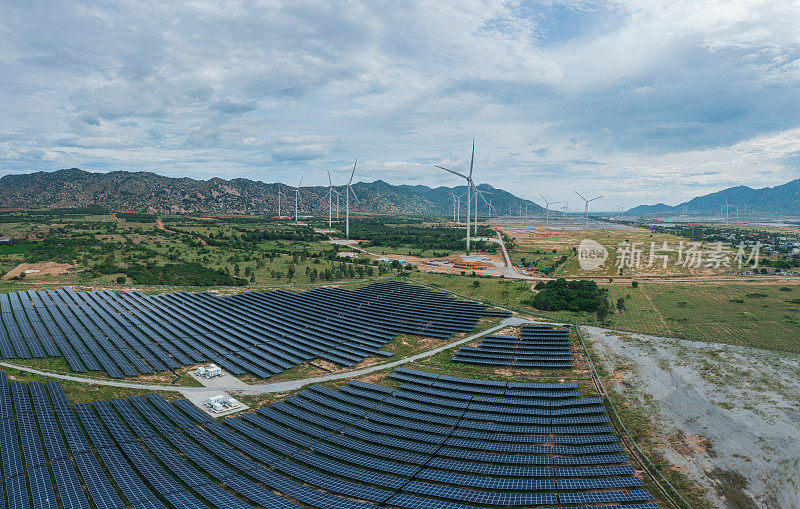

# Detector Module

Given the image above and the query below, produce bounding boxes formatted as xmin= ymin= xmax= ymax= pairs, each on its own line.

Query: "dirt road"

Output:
xmin=156 ymin=218 xmax=208 ymax=245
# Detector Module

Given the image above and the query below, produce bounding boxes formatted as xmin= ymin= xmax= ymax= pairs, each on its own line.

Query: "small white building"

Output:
xmin=197 ymin=364 xmax=222 ymax=378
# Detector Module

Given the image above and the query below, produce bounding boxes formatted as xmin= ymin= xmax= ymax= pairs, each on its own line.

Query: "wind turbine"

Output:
xmin=473 ymin=186 xmax=497 ymax=224
xmin=722 ymin=196 xmax=733 ymax=222
xmin=455 ymin=192 xmax=465 ymax=223
xmin=345 ymin=159 xmax=359 ymax=239
xmin=539 ymin=194 xmax=560 ymax=224
xmin=560 ymin=200 xmax=570 ymax=219
xmin=449 ymin=191 xmax=458 ymax=223
xmin=436 ymin=141 xmax=475 ymax=253
xmin=293 ymin=178 xmax=303 ymax=222
xmin=574 ymin=190 xmax=603 ymax=228
xmin=327 ymin=170 xmax=335 ymax=230
xmin=332 ymin=188 xmax=341 ymax=219
xmin=277 ymin=185 xmax=283 ymax=217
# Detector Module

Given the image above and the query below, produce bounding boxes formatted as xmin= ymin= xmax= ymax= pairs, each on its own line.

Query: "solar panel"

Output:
xmin=28 ymin=466 xmax=58 ymax=508
xmin=73 ymin=452 xmax=125 ymax=509
xmin=97 ymin=447 xmax=157 ymax=504
xmin=5 ymin=474 xmax=29 ymax=508
xmin=192 ymin=482 xmax=253 ymax=509
xmin=51 ymin=458 xmax=91 ymax=509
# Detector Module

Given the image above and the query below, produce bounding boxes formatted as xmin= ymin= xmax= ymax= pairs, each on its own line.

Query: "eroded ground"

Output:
xmin=583 ymin=326 xmax=800 ymax=508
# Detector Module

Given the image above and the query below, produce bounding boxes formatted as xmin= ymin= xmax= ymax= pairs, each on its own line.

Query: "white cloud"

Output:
xmin=0 ymin=0 xmax=799 ymax=209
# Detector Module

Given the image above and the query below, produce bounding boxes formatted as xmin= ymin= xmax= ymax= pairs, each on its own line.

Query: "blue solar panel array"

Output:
xmin=453 ymin=323 xmax=575 ymax=368
xmin=0 ymin=281 xmax=506 ymax=379
xmin=0 ymin=366 xmax=657 ymax=508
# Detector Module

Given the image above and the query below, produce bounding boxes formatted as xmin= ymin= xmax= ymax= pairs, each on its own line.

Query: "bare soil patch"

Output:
xmin=2 ymin=262 xmax=73 ymax=280
xmin=584 ymin=325 xmax=800 ymax=508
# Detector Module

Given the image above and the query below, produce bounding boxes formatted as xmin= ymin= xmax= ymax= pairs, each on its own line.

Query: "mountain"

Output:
xmin=625 ymin=179 xmax=800 ymax=216
xmin=0 ymin=168 xmax=543 ymax=217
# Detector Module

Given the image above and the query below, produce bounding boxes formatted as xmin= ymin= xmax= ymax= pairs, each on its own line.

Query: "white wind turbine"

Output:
xmin=560 ymin=199 xmax=570 ymax=219
xmin=277 ymin=185 xmax=283 ymax=217
xmin=293 ymin=178 xmax=302 ymax=222
xmin=454 ymin=191 xmax=466 ymax=223
xmin=539 ymin=194 xmax=560 ymax=224
xmin=474 ymin=187 xmax=497 ymax=224
xmin=345 ymin=159 xmax=359 ymax=239
xmin=327 ymin=170 xmax=335 ymax=230
xmin=436 ymin=141 xmax=475 ymax=253
xmin=449 ymin=191 xmax=458 ymax=223
xmin=574 ymin=190 xmax=604 ymax=228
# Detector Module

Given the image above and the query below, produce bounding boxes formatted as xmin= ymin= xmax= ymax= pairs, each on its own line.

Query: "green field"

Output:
xmin=416 ymin=273 xmax=800 ymax=355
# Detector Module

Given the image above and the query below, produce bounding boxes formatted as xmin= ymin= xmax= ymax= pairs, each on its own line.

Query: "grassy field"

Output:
xmin=409 ymin=271 xmax=535 ymax=308
xmin=408 ymin=272 xmax=800 ymax=354
xmin=541 ymin=282 xmax=800 ymax=354
xmin=0 ymin=364 xmax=188 ymax=403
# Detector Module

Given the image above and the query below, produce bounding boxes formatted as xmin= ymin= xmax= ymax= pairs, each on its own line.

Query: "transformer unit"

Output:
xmin=197 ymin=364 xmax=222 ymax=379
xmin=226 ymin=398 xmax=240 ymax=408
xmin=207 ymin=395 xmax=225 ymax=406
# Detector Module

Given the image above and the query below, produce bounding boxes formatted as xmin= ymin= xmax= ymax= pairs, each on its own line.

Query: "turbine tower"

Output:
xmin=293 ymin=178 xmax=303 ymax=222
xmin=539 ymin=193 xmax=560 ymax=224
xmin=574 ymin=190 xmax=603 ymax=228
xmin=449 ymin=191 xmax=458 ymax=223
xmin=327 ymin=170 xmax=335 ymax=230
xmin=277 ymin=185 xmax=283 ymax=217
xmin=560 ymin=200 xmax=570 ymax=219
xmin=345 ymin=159 xmax=359 ymax=239
xmin=455 ymin=192 xmax=465 ymax=223
xmin=474 ymin=187 xmax=497 ymax=223
xmin=436 ymin=141 xmax=475 ymax=253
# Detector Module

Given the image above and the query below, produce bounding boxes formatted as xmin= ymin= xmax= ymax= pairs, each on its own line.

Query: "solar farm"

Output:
xmin=452 ymin=324 xmax=575 ymax=369
xmin=0 ymin=281 xmax=508 ymax=379
xmin=0 ymin=367 xmax=659 ymax=508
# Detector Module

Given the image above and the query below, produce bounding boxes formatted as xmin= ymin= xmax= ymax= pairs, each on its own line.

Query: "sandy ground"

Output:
xmin=583 ymin=326 xmax=800 ymax=508
xmin=2 ymin=262 xmax=73 ymax=280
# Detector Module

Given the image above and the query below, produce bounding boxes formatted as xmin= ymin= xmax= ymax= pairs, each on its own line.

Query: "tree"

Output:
xmin=616 ymin=297 xmax=625 ymax=313
xmin=596 ymin=299 xmax=610 ymax=321
xmin=631 ymin=281 xmax=639 ymax=288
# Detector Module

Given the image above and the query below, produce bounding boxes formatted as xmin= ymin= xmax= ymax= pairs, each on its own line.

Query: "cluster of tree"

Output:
xmin=92 ymin=260 xmax=245 ymax=286
xmin=540 ymin=254 xmax=569 ymax=274
xmin=346 ymin=218 xmax=498 ymax=252
xmin=168 ymin=224 xmax=325 ymax=248
xmin=117 ymin=212 xmax=156 ymax=222
xmin=526 ymin=278 xmax=610 ymax=318
xmin=8 ymin=237 xmax=114 ymax=263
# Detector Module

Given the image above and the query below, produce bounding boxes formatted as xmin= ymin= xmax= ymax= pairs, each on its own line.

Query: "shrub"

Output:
xmin=529 ymin=278 xmax=609 ymax=313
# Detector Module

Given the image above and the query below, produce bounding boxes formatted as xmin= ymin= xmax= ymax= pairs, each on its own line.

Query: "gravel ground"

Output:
xmin=582 ymin=326 xmax=800 ymax=509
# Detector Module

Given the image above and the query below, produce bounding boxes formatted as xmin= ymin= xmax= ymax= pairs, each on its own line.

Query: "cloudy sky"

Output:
xmin=1 ymin=1 xmax=799 ymax=209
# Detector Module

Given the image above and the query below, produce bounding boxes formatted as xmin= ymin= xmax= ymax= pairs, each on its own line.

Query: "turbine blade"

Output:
xmin=574 ymin=190 xmax=587 ymax=202
xmin=435 ymin=165 xmax=468 ymax=180
xmin=350 ymin=186 xmax=359 ymax=205
xmin=349 ymin=158 xmax=357 ymax=184
xmin=327 ymin=169 xmax=332 ymax=187
xmin=468 ymin=140 xmax=475 ymax=178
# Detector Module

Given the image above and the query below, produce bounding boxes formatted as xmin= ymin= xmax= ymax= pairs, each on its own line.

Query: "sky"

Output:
xmin=1 ymin=0 xmax=800 ymax=210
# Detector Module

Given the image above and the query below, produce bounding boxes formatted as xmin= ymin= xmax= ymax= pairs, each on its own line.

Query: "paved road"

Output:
xmin=0 ymin=316 xmax=530 ymax=395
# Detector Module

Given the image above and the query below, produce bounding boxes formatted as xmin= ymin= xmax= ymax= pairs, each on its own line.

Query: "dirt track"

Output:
xmin=583 ymin=326 xmax=800 ymax=508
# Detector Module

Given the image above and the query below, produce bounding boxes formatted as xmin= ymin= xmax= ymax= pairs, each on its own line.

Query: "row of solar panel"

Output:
xmin=458 ymin=325 xmax=573 ymax=366
xmin=0 ymin=281 xmax=499 ymax=379
xmin=0 ymin=370 xmax=655 ymax=508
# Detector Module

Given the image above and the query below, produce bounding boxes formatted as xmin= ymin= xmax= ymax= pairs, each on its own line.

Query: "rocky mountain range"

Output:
xmin=0 ymin=168 xmax=542 ymax=217
xmin=625 ymin=179 xmax=800 ymax=216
